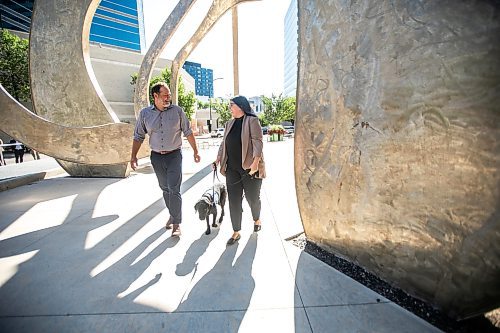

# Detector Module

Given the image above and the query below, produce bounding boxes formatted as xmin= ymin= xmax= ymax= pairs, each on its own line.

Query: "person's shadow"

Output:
xmin=175 ymin=228 xmax=220 ymax=276
xmin=167 ymin=234 xmax=258 ymax=332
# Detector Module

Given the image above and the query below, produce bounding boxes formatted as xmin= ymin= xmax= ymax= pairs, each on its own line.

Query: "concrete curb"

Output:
xmin=0 ymin=168 xmax=66 ymax=192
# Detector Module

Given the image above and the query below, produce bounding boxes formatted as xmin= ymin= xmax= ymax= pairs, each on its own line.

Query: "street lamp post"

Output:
xmin=209 ymin=77 xmax=223 ymax=133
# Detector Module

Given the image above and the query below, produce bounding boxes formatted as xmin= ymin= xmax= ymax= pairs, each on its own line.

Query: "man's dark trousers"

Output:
xmin=150 ymin=150 xmax=183 ymax=224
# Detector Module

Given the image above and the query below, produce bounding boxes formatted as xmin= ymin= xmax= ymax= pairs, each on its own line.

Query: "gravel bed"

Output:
xmin=290 ymin=233 xmax=499 ymax=333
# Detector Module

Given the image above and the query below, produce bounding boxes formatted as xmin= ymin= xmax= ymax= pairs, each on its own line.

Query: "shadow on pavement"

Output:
xmin=0 ymin=168 xmax=259 ymax=332
xmin=176 ymin=228 xmax=220 ymax=276
xmin=171 ymin=234 xmax=258 ymax=332
xmin=0 ymin=177 xmax=178 ymax=320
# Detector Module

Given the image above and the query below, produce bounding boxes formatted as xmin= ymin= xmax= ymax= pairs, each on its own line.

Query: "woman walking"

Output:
xmin=214 ymin=96 xmax=266 ymax=245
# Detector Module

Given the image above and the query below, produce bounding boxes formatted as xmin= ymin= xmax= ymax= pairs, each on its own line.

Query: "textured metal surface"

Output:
xmin=30 ymin=0 xmax=119 ymax=126
xmin=295 ymin=0 xmax=500 ymax=318
xmin=0 ymin=85 xmax=147 ymax=165
xmin=133 ymin=0 xmax=197 ymax=115
xmin=23 ymin=0 xmax=149 ymax=176
xmin=170 ymin=0 xmax=259 ymax=104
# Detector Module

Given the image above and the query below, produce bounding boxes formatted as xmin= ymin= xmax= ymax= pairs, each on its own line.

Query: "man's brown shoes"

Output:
xmin=165 ymin=217 xmax=173 ymax=230
xmin=171 ymin=224 xmax=181 ymax=237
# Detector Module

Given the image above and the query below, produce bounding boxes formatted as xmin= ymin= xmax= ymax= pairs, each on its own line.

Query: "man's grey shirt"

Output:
xmin=133 ymin=104 xmax=193 ymax=152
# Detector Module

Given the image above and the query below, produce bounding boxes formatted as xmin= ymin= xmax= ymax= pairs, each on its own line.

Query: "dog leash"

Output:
xmin=211 ymin=163 xmax=221 ymax=206
xmin=212 ymin=162 xmax=257 ymax=187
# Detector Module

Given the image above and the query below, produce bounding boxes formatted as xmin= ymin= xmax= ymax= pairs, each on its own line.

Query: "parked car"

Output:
xmin=284 ymin=125 xmax=295 ymax=135
xmin=211 ymin=128 xmax=225 ymax=138
xmin=261 ymin=126 xmax=268 ymax=135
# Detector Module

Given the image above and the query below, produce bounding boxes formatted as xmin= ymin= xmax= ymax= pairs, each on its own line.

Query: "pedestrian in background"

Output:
xmin=214 ymin=96 xmax=266 ymax=245
xmin=14 ymin=140 xmax=24 ymax=163
xmin=130 ymin=82 xmax=200 ymax=237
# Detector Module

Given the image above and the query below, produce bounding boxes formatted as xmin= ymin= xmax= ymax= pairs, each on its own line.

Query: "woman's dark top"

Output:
xmin=226 ymin=116 xmax=244 ymax=170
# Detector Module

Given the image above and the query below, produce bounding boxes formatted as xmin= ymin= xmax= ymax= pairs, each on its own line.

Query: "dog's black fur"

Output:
xmin=194 ymin=183 xmax=227 ymax=235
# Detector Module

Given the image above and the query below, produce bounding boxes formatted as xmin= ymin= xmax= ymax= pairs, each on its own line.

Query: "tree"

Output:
xmin=178 ymin=82 xmax=196 ymax=120
xmin=258 ymin=113 xmax=269 ymax=127
xmin=197 ymin=100 xmax=209 ymax=109
xmin=131 ymin=67 xmax=196 ymax=120
xmin=261 ymin=94 xmax=296 ymax=125
xmin=281 ymin=95 xmax=296 ymax=124
xmin=213 ymin=100 xmax=231 ymax=127
xmin=0 ymin=29 xmax=30 ymax=102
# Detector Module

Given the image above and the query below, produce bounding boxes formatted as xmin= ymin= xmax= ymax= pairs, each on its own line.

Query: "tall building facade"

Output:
xmin=283 ymin=0 xmax=298 ymax=97
xmin=182 ymin=61 xmax=214 ymax=97
xmin=90 ymin=0 xmax=145 ymax=52
xmin=0 ymin=1 xmax=33 ymax=32
xmin=1 ymin=0 xmax=145 ymax=52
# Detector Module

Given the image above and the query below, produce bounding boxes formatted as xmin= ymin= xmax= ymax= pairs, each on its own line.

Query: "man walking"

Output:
xmin=130 ymin=82 xmax=200 ymax=236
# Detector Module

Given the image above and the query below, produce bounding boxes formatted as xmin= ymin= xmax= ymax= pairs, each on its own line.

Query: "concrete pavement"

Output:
xmin=0 ymin=138 xmax=441 ymax=332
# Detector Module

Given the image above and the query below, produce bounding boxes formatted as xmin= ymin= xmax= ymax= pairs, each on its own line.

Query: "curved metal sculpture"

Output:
xmin=133 ymin=0 xmax=197 ymax=115
xmin=170 ymin=0 xmax=260 ymax=105
xmin=1 ymin=0 xmax=257 ymax=176
xmin=0 ymin=85 xmax=147 ymax=164
xmin=295 ymin=0 xmax=500 ymax=318
xmin=30 ymin=0 xmax=118 ymax=127
xmin=0 ymin=0 xmax=153 ymax=176
xmin=28 ymin=0 xmax=136 ymax=176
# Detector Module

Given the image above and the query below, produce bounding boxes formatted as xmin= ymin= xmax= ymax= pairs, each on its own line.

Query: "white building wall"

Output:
xmin=283 ymin=0 xmax=298 ymax=97
xmin=248 ymin=96 xmax=265 ymax=114
xmin=89 ymin=44 xmax=195 ymax=123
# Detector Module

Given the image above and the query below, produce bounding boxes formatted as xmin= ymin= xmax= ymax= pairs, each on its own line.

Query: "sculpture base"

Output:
xmin=57 ymin=160 xmax=130 ymax=178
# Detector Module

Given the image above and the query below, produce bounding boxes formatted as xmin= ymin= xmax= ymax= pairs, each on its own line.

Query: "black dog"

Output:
xmin=194 ymin=183 xmax=227 ymax=235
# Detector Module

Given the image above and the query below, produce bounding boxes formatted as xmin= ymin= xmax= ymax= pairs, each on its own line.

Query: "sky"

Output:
xmin=141 ymin=0 xmax=292 ymax=98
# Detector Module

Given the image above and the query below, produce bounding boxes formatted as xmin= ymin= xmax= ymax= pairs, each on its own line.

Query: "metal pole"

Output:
xmin=232 ymin=7 xmax=239 ymax=96
xmin=209 ymin=93 xmax=212 ymax=133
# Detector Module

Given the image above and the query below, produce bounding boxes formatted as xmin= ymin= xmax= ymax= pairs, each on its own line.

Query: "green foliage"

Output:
xmin=261 ymin=94 xmax=296 ymax=126
xmin=178 ymin=85 xmax=196 ymax=120
xmin=130 ymin=67 xmax=196 ymax=120
xmin=258 ymin=113 xmax=269 ymax=127
xmin=212 ymin=99 xmax=231 ymax=127
xmin=197 ymin=100 xmax=209 ymax=109
xmin=0 ymin=29 xmax=30 ymax=102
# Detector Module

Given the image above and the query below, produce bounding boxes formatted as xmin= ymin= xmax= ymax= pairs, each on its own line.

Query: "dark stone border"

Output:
xmin=301 ymin=239 xmax=499 ymax=333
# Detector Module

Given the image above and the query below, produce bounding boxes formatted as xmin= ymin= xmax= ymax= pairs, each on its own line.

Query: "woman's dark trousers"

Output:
xmin=225 ymin=167 xmax=262 ymax=232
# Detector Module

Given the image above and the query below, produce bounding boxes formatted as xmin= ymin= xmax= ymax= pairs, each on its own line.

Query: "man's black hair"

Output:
xmin=151 ymin=82 xmax=170 ymax=97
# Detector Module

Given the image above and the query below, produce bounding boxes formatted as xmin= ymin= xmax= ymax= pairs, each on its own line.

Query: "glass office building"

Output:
xmin=0 ymin=1 xmax=33 ymax=32
xmin=283 ymin=0 xmax=298 ymax=97
xmin=183 ymin=61 xmax=214 ymax=97
xmin=90 ymin=0 xmax=145 ymax=52
xmin=0 ymin=0 xmax=145 ymax=52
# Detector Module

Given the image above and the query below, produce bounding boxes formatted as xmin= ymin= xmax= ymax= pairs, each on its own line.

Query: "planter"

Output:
xmin=269 ymin=133 xmax=283 ymax=142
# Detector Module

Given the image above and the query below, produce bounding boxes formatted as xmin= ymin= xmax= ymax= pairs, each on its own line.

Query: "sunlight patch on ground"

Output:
xmin=0 ymin=250 xmax=39 ymax=287
xmin=0 ymin=195 xmax=76 ymax=241
xmin=85 ymin=175 xmax=161 ymax=250
xmin=89 ymin=216 xmax=164 ymax=277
